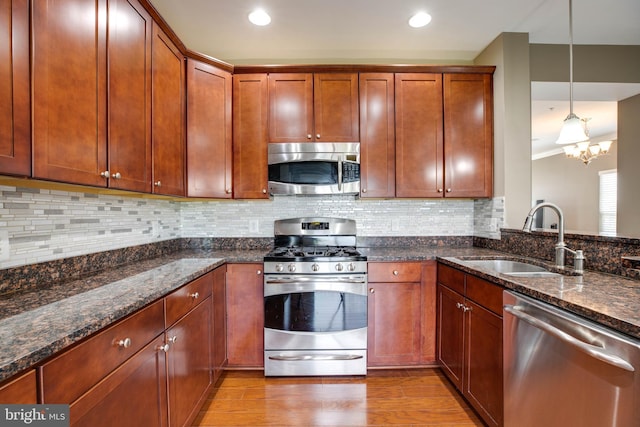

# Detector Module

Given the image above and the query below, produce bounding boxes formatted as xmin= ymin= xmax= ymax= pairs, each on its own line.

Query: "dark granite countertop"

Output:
xmin=1 ymin=245 xmax=639 ymax=384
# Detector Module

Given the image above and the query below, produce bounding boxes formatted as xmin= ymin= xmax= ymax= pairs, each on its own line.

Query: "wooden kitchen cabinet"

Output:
xmin=32 ymin=0 xmax=154 ymax=191
xmin=151 ymin=22 xmax=185 ymax=196
xmin=70 ymin=335 xmax=168 ymax=427
xmin=443 ymin=73 xmax=493 ymax=198
xmin=225 ymin=263 xmax=264 ymax=367
xmin=359 ymin=73 xmax=395 ymax=198
xmin=232 ymin=74 xmax=269 ymax=199
xmin=367 ymin=261 xmax=436 ymax=366
xmin=0 ymin=370 xmax=36 ymax=403
xmin=166 ymin=293 xmax=212 ymax=427
xmin=268 ymin=73 xmax=359 ymax=142
xmin=0 ymin=0 xmax=30 ymax=177
xmin=395 ymin=73 xmax=493 ymax=198
xmin=186 ymin=59 xmax=232 ymax=198
xmin=437 ymin=263 xmax=503 ymax=427
xmin=211 ymin=265 xmax=227 ymax=383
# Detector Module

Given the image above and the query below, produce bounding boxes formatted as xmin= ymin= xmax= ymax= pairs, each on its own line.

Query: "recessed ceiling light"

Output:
xmin=409 ymin=12 xmax=432 ymax=28
xmin=248 ymin=9 xmax=271 ymax=26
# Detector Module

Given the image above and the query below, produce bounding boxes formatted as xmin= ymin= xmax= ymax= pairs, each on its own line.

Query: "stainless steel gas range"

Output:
xmin=263 ymin=217 xmax=368 ymax=376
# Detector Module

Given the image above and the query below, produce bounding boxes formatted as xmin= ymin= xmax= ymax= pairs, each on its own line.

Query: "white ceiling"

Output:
xmin=149 ymin=0 xmax=640 ymax=157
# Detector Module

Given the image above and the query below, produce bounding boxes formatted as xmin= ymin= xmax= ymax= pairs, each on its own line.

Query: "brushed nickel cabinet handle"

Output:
xmin=116 ymin=338 xmax=132 ymax=348
xmin=189 ymin=292 xmax=199 ymax=299
xmin=154 ymin=181 xmax=162 ymax=187
xmin=168 ymin=336 xmax=178 ymax=343
xmin=157 ymin=344 xmax=170 ymax=352
xmin=100 ymin=170 xmax=110 ymax=178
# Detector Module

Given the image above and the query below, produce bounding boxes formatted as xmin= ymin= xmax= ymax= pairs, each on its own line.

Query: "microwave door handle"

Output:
xmin=337 ymin=156 xmax=343 ymax=191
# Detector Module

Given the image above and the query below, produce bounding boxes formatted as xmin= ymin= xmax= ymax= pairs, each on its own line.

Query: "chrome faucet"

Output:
xmin=522 ymin=202 xmax=585 ymax=273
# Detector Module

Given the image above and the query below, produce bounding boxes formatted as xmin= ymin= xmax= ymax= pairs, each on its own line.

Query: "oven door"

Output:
xmin=264 ymin=275 xmax=368 ymax=376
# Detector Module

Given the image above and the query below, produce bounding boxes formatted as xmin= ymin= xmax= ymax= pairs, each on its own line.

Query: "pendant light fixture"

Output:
xmin=555 ymin=0 xmax=589 ymax=145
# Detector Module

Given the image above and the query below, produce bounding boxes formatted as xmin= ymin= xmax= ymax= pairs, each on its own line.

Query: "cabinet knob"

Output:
xmin=393 ymin=270 xmax=399 ymax=276
xmin=438 ymin=188 xmax=443 ymax=193
xmin=369 ymin=288 xmax=375 ymax=294
xmin=100 ymin=170 xmax=110 ymax=178
xmin=307 ymin=134 xmax=312 ymax=139
xmin=262 ymin=189 xmax=267 ymax=194
xmin=446 ymin=188 xmax=452 ymax=193
xmin=168 ymin=336 xmax=178 ymax=343
xmin=116 ymin=338 xmax=132 ymax=348
xmin=456 ymin=302 xmax=464 ymax=310
xmin=226 ymin=188 xmax=232 ymax=194
xmin=154 ymin=181 xmax=162 ymax=187
xmin=111 ymin=172 xmax=122 ymax=179
xmin=316 ymin=134 xmax=321 ymax=139
xmin=362 ymin=189 xmax=367 ymax=193
xmin=189 ymin=292 xmax=199 ymax=299
xmin=156 ymin=344 xmax=170 ymax=353
xmin=257 ymin=270 xmax=262 ymax=275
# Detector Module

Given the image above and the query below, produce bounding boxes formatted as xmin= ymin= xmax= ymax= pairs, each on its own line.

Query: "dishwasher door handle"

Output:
xmin=504 ymin=305 xmax=635 ymax=372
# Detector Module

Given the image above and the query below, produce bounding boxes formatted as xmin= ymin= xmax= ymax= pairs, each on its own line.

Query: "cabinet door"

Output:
xmin=166 ymin=298 xmax=212 ymax=427
xmin=359 ymin=73 xmax=395 ymax=198
xmin=437 ymin=284 xmax=464 ymax=390
xmin=395 ymin=73 xmax=444 ymax=197
xmin=226 ymin=263 xmax=264 ymax=367
xmin=70 ymin=335 xmax=168 ymax=427
xmin=0 ymin=370 xmax=36 ymax=403
xmin=187 ymin=59 xmax=232 ymax=198
xmin=443 ymin=73 xmax=493 ymax=198
xmin=268 ymin=73 xmax=313 ymax=142
xmin=32 ymin=0 xmax=108 ymax=186
xmin=107 ymin=0 xmax=152 ymax=192
xmin=232 ymin=74 xmax=269 ymax=199
xmin=211 ymin=266 xmax=227 ymax=383
xmin=151 ymin=23 xmax=185 ymax=196
xmin=421 ymin=261 xmax=437 ymax=363
xmin=313 ymin=73 xmax=359 ymax=142
xmin=0 ymin=0 xmax=30 ymax=176
xmin=464 ymin=299 xmax=503 ymax=427
xmin=368 ymin=281 xmax=422 ymax=365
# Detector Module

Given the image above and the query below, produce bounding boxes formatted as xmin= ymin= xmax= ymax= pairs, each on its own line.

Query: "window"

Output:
xmin=599 ymin=169 xmax=617 ymax=235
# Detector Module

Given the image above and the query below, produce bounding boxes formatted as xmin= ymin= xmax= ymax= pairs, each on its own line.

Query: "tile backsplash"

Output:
xmin=0 ymin=184 xmax=504 ymax=269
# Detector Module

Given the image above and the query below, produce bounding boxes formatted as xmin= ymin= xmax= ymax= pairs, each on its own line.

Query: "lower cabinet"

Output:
xmin=38 ymin=268 xmax=225 ymax=427
xmin=225 ymin=263 xmax=264 ymax=367
xmin=367 ymin=261 xmax=436 ymax=366
xmin=0 ymin=370 xmax=37 ymax=403
xmin=437 ymin=263 xmax=503 ymax=427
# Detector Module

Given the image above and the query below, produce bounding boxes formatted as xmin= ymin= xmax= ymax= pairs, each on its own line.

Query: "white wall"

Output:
xmin=617 ymin=93 xmax=640 ymax=236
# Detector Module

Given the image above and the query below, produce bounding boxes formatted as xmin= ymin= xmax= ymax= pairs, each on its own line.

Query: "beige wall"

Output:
xmin=532 ymin=144 xmax=617 ymax=233
xmin=617 ymin=93 xmax=640 ymax=236
xmin=475 ymin=33 xmax=532 ymax=229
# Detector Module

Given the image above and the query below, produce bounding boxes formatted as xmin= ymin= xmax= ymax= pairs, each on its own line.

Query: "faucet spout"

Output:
xmin=522 ymin=202 xmax=567 ymax=267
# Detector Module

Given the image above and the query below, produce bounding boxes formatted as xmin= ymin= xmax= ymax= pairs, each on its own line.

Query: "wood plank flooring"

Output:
xmin=192 ymin=369 xmax=485 ymax=427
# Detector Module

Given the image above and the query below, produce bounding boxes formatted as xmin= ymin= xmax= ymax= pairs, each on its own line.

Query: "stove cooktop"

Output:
xmin=264 ymin=246 xmax=366 ymax=262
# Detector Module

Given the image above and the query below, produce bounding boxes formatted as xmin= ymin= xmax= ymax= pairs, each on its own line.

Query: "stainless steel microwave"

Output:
xmin=268 ymin=143 xmax=361 ymax=195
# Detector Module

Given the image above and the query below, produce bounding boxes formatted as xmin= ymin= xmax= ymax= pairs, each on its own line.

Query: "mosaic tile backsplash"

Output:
xmin=0 ymin=184 xmax=504 ymax=269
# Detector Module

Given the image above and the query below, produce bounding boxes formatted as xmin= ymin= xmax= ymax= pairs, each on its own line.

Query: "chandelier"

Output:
xmin=562 ymin=118 xmax=614 ymax=164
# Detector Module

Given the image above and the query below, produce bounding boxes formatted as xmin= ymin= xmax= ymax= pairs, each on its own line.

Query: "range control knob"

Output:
xmin=311 ymin=263 xmax=320 ymax=272
xmin=347 ymin=263 xmax=356 ymax=272
xmin=275 ymin=264 xmax=284 ymax=272
xmin=288 ymin=264 xmax=297 ymax=273
xmin=335 ymin=263 xmax=344 ymax=272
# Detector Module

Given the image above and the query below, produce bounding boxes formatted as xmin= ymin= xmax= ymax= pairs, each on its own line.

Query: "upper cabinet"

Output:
xmin=443 ymin=73 xmax=493 ymax=198
xmin=0 ymin=0 xmax=30 ymax=177
xmin=186 ymin=59 xmax=232 ymax=198
xmin=268 ymin=73 xmax=359 ymax=142
xmin=359 ymin=73 xmax=396 ymax=198
xmin=151 ymin=23 xmax=186 ymax=197
xmin=232 ymin=73 xmax=269 ymax=199
xmin=395 ymin=72 xmax=493 ymax=198
xmin=32 ymin=0 xmax=155 ymax=192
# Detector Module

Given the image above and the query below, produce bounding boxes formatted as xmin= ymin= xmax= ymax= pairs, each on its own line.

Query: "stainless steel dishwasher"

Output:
xmin=503 ymin=291 xmax=640 ymax=427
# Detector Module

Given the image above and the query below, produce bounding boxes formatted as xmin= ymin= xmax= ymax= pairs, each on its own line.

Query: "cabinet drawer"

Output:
xmin=165 ymin=272 xmax=213 ymax=327
xmin=465 ymin=274 xmax=503 ymax=316
xmin=0 ymin=370 xmax=37 ymax=404
xmin=437 ymin=263 xmax=465 ymax=295
xmin=368 ymin=262 xmax=422 ymax=283
xmin=41 ymin=299 xmax=165 ymax=404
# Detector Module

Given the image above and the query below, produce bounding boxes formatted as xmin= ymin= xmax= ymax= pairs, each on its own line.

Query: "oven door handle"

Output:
xmin=265 ymin=276 xmax=366 ymax=285
xmin=268 ymin=354 xmax=363 ymax=361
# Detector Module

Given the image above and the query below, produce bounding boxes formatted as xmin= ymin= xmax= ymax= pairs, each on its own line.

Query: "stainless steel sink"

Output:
xmin=460 ymin=259 xmax=561 ymax=278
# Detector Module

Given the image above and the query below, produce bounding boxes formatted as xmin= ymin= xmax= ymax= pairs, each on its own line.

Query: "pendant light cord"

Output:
xmin=569 ymin=0 xmax=574 ymax=116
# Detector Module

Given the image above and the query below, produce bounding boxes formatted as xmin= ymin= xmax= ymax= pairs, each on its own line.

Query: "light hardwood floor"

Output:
xmin=193 ymin=369 xmax=485 ymax=427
